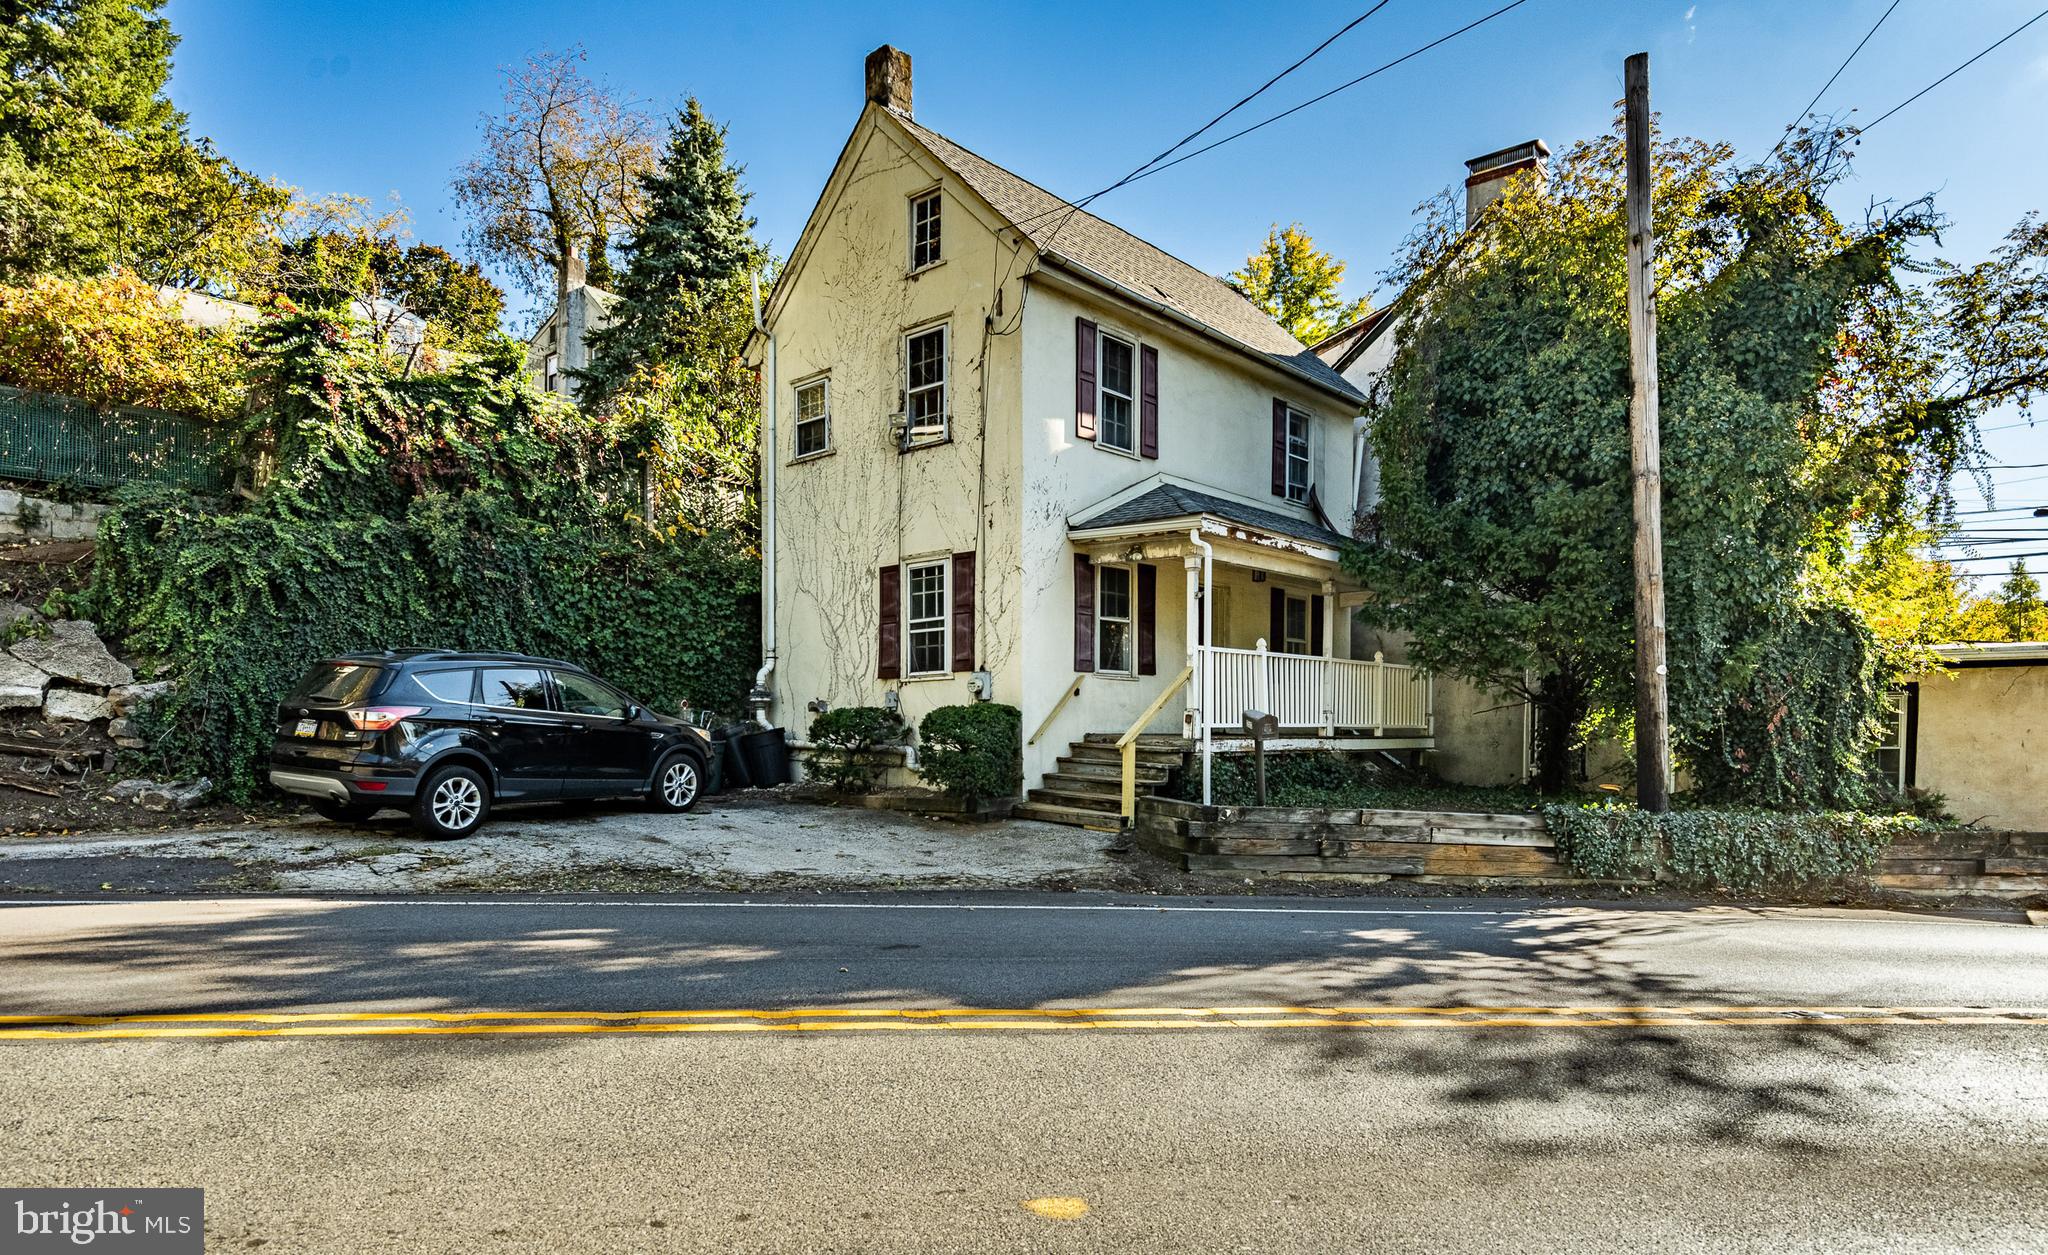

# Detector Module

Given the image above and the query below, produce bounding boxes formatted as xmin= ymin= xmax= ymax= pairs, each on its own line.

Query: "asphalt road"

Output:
xmin=3 ymin=893 xmax=2046 ymax=1253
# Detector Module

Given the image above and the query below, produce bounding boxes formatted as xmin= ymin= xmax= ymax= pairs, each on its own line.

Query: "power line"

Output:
xmin=1857 ymin=6 xmax=2048 ymax=134
xmin=1108 ymin=0 xmax=1539 ymax=193
xmin=1771 ymin=0 xmax=1904 ymax=156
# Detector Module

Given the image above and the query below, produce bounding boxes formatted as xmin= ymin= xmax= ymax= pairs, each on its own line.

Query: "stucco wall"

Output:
xmin=760 ymin=117 xmax=1024 ymax=757
xmin=1015 ymin=276 xmax=1361 ymax=781
xmin=1912 ymin=665 xmax=2047 ymax=830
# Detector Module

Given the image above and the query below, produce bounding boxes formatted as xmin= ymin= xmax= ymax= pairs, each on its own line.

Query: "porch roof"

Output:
xmin=1068 ymin=483 xmax=1350 ymax=551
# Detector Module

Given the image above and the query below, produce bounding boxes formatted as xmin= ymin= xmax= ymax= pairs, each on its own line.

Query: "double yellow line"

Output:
xmin=1 ymin=1004 xmax=2044 ymax=1041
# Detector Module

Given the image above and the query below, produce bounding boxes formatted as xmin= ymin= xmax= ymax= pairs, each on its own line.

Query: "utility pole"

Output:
xmin=1624 ymin=51 xmax=1672 ymax=812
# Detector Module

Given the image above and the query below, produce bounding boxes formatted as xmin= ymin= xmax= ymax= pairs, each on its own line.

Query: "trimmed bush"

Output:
xmin=1546 ymin=803 xmax=1924 ymax=894
xmin=808 ymin=706 xmax=906 ymax=793
xmin=918 ymin=703 xmax=1022 ymax=801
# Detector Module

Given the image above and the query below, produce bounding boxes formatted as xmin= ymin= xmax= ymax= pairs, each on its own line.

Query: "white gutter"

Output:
xmin=750 ymin=273 xmax=777 ymax=728
xmin=1189 ymin=527 xmax=1215 ymax=806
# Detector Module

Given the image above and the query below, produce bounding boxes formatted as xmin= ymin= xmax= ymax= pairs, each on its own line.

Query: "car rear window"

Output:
xmin=290 ymin=663 xmax=384 ymax=706
xmin=410 ymin=669 xmax=477 ymax=704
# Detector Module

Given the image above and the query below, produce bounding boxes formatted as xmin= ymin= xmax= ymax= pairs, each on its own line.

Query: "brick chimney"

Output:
xmin=1464 ymin=139 xmax=1549 ymax=227
xmin=865 ymin=45 xmax=912 ymax=116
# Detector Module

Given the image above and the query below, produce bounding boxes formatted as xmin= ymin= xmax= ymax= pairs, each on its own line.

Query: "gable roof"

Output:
xmin=1069 ymin=482 xmax=1349 ymax=551
xmin=885 ymin=109 xmax=1364 ymax=407
xmin=1310 ymin=305 xmax=1396 ymax=373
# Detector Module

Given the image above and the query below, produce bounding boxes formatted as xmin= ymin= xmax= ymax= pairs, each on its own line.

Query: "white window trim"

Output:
xmin=1875 ymin=690 xmax=1908 ymax=792
xmin=792 ymin=375 xmax=831 ymax=461
xmin=1096 ymin=562 xmax=1136 ymax=676
xmin=543 ymin=352 xmax=561 ymax=395
xmin=1095 ymin=328 xmax=1140 ymax=457
xmin=909 ymin=188 xmax=943 ymax=273
xmin=903 ymin=323 xmax=949 ymax=443
xmin=904 ymin=558 xmax=951 ymax=678
xmin=1284 ymin=405 xmax=1312 ymax=503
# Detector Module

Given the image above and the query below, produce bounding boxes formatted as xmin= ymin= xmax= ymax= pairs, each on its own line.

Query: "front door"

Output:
xmin=475 ymin=666 xmax=563 ymax=802
xmin=549 ymin=669 xmax=655 ymax=795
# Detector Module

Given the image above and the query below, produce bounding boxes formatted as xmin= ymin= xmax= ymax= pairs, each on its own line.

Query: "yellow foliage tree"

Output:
xmin=0 ymin=271 xmax=248 ymax=420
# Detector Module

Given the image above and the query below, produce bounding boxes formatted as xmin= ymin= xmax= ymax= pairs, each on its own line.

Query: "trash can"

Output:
xmin=705 ymin=738 xmax=729 ymax=794
xmin=713 ymin=724 xmax=754 ymax=789
xmin=738 ymin=727 xmax=792 ymax=787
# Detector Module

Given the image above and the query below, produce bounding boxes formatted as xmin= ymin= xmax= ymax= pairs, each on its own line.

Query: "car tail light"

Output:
xmin=345 ymin=706 xmax=424 ymax=732
xmin=355 ymin=781 xmax=388 ymax=792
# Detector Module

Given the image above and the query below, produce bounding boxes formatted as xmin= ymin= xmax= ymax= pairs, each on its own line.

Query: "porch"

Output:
xmin=1016 ymin=482 xmax=1436 ymax=827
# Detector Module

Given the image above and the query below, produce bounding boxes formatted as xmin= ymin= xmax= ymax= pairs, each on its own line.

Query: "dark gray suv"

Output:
xmin=268 ymin=650 xmax=711 ymax=837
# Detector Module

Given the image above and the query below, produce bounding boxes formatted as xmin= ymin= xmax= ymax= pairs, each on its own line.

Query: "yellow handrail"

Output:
xmin=1028 ymin=674 xmax=1086 ymax=747
xmin=1117 ymin=665 xmax=1194 ymax=825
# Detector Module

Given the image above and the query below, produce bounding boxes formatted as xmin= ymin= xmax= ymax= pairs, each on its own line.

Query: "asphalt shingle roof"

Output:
xmin=887 ymin=109 xmax=1364 ymax=406
xmin=1070 ymin=483 xmax=1350 ymax=550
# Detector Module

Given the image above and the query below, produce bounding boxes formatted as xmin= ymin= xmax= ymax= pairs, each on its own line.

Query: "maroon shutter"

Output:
xmin=1073 ymin=553 xmax=1096 ymax=672
xmin=1269 ymin=587 xmax=1285 ymax=651
xmin=1075 ymin=318 xmax=1098 ymax=441
xmin=1310 ymin=594 xmax=1325 ymax=656
xmin=1139 ymin=344 xmax=1159 ymax=459
xmin=1136 ymin=563 xmax=1157 ymax=676
xmin=1271 ymin=398 xmax=1288 ymax=496
xmin=950 ymin=551 xmax=976 ymax=673
xmin=877 ymin=564 xmax=901 ymax=679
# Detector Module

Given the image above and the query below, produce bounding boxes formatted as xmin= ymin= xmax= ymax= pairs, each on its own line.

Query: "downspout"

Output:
xmin=1350 ymin=415 xmax=1372 ymax=522
xmin=1189 ymin=527 xmax=1215 ymax=806
xmin=749 ymin=272 xmax=777 ymax=728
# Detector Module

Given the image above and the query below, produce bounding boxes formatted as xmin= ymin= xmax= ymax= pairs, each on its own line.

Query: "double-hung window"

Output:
xmin=1284 ymin=405 xmax=1311 ymax=503
xmin=1281 ymin=594 xmax=1310 ymax=655
xmin=910 ymin=190 xmax=942 ymax=270
xmin=905 ymin=325 xmax=948 ymax=441
xmin=905 ymin=560 xmax=949 ymax=676
xmin=1096 ymin=331 xmax=1136 ymax=454
xmin=794 ymin=378 xmax=829 ymax=458
xmin=543 ymin=352 xmax=560 ymax=395
xmin=1097 ymin=564 xmax=1134 ymax=674
xmin=1872 ymin=690 xmax=1909 ymax=792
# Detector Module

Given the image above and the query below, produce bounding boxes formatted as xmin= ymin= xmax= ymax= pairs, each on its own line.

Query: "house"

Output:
xmin=525 ymin=252 xmax=616 ymax=399
xmin=1884 ymin=643 xmax=2048 ymax=830
xmin=158 ymin=286 xmax=430 ymax=355
xmin=748 ymin=45 xmax=1450 ymax=825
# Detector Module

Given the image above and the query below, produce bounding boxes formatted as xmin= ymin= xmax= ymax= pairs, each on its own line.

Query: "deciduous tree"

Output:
xmin=1228 ymin=223 xmax=1370 ymax=345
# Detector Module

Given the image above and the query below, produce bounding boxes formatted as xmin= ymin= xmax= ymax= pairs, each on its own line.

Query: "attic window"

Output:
xmin=910 ymin=190 xmax=942 ymax=271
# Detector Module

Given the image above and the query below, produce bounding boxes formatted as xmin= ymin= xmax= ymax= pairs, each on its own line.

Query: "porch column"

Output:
xmin=1319 ymin=579 xmax=1336 ymax=736
xmin=1183 ymin=554 xmax=1202 ymax=738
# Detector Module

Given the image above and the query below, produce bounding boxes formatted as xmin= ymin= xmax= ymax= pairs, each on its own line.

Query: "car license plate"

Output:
xmin=294 ymin=719 xmax=318 ymax=737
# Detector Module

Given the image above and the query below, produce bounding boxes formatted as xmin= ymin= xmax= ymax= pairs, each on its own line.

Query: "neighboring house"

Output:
xmin=1884 ymin=643 xmax=2047 ymax=830
xmin=525 ymin=255 xmax=617 ymax=400
xmin=750 ymin=45 xmax=1437 ymax=824
xmin=158 ymin=286 xmax=430 ymax=355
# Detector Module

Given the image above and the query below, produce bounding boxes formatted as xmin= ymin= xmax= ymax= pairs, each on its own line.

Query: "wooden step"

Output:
xmin=1039 ymin=772 xmax=1124 ymax=798
xmin=1053 ymin=758 xmax=1170 ymax=783
xmin=1082 ymin=732 xmax=1189 ymax=749
xmin=1028 ymin=786 xmax=1127 ymax=813
xmin=1065 ymin=742 xmax=1185 ymax=767
xmin=1013 ymin=801 xmax=1125 ymax=829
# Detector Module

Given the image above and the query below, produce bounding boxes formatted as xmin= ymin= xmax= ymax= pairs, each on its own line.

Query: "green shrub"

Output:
xmin=918 ymin=703 xmax=1022 ymax=800
xmin=1545 ymin=802 xmax=1923 ymax=893
xmin=808 ymin=706 xmax=906 ymax=793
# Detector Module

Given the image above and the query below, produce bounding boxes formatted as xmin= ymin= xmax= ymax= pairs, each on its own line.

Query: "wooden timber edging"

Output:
xmin=1133 ymin=796 xmax=1620 ymax=887
xmin=1134 ymin=797 xmax=2048 ymax=899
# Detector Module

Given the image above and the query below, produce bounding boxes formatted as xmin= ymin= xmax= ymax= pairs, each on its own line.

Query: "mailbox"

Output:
xmin=1241 ymin=710 xmax=1279 ymax=740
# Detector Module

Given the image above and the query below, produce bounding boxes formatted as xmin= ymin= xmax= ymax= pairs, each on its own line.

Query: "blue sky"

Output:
xmin=163 ymin=0 xmax=2048 ymax=579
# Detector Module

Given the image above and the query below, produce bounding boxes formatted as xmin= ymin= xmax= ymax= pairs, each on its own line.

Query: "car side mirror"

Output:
xmin=625 ymin=704 xmax=642 ymax=721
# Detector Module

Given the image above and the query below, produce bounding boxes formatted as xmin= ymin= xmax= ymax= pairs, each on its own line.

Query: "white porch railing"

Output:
xmin=1196 ymin=642 xmax=1432 ymax=735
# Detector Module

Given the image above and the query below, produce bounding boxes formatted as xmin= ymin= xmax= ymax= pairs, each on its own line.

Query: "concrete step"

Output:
xmin=1013 ymin=801 xmax=1125 ymax=829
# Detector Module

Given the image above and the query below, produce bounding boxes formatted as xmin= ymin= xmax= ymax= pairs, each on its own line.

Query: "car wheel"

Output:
xmin=649 ymin=752 xmax=703 ymax=813
xmin=413 ymin=764 xmax=491 ymax=838
xmin=311 ymin=797 xmax=382 ymax=824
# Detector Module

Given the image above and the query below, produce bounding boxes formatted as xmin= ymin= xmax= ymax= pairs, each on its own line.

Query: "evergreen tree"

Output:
xmin=578 ymin=98 xmax=762 ymax=402
xmin=1994 ymin=561 xmax=2047 ymax=641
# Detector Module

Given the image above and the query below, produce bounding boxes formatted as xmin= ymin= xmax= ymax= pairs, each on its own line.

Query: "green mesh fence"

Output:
xmin=0 ymin=384 xmax=230 ymax=492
